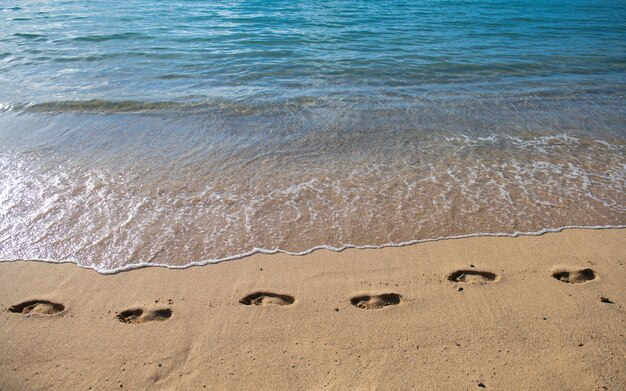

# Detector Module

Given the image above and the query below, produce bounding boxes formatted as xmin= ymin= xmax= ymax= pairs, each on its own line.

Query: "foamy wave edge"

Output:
xmin=1 ymin=225 xmax=624 ymax=274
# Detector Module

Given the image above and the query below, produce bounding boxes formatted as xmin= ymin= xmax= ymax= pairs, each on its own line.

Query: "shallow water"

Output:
xmin=0 ymin=1 xmax=625 ymax=272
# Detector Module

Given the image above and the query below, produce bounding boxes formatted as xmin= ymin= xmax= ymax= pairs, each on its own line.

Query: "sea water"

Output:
xmin=0 ymin=0 xmax=624 ymax=272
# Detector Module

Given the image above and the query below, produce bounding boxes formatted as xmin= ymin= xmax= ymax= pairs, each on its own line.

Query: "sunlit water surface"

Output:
xmin=1 ymin=0 xmax=624 ymax=271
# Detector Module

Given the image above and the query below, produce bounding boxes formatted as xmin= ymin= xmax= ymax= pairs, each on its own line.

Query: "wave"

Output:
xmin=4 ymin=86 xmax=626 ymax=116
xmin=1 ymin=96 xmax=361 ymax=114
xmin=71 ymin=32 xmax=150 ymax=42
xmin=1 ymin=100 xmax=623 ymax=274
xmin=10 ymin=99 xmax=202 ymax=113
xmin=1 ymin=225 xmax=624 ymax=275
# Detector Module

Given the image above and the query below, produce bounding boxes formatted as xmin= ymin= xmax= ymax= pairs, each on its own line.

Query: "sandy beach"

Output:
xmin=0 ymin=228 xmax=624 ymax=390
xmin=3 ymin=1 xmax=625 ymax=390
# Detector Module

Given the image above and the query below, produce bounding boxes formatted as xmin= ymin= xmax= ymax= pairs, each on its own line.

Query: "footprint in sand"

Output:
xmin=239 ymin=292 xmax=295 ymax=306
xmin=350 ymin=293 xmax=402 ymax=310
xmin=552 ymin=267 xmax=597 ymax=284
xmin=448 ymin=270 xmax=499 ymax=284
xmin=9 ymin=300 xmax=65 ymax=315
xmin=116 ymin=308 xmax=172 ymax=324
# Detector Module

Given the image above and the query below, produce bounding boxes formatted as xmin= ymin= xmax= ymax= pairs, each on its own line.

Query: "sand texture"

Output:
xmin=0 ymin=228 xmax=625 ymax=390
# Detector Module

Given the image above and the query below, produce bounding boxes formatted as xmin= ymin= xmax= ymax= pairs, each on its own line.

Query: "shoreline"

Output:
xmin=3 ymin=110 xmax=625 ymax=273
xmin=1 ymin=228 xmax=625 ymax=389
xmin=2 ymin=225 xmax=625 ymax=274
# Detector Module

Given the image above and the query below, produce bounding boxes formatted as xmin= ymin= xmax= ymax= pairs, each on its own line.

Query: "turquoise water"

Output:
xmin=0 ymin=0 xmax=625 ymax=272
xmin=1 ymin=0 xmax=625 ymax=106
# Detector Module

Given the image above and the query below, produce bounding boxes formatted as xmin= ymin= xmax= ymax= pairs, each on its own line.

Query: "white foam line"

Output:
xmin=1 ymin=225 xmax=625 ymax=275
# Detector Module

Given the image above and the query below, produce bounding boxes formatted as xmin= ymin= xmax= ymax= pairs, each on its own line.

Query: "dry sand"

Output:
xmin=0 ymin=228 xmax=624 ymax=390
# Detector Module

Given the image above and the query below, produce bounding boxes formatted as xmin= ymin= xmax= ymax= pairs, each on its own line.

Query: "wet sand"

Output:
xmin=0 ymin=228 xmax=625 ymax=390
